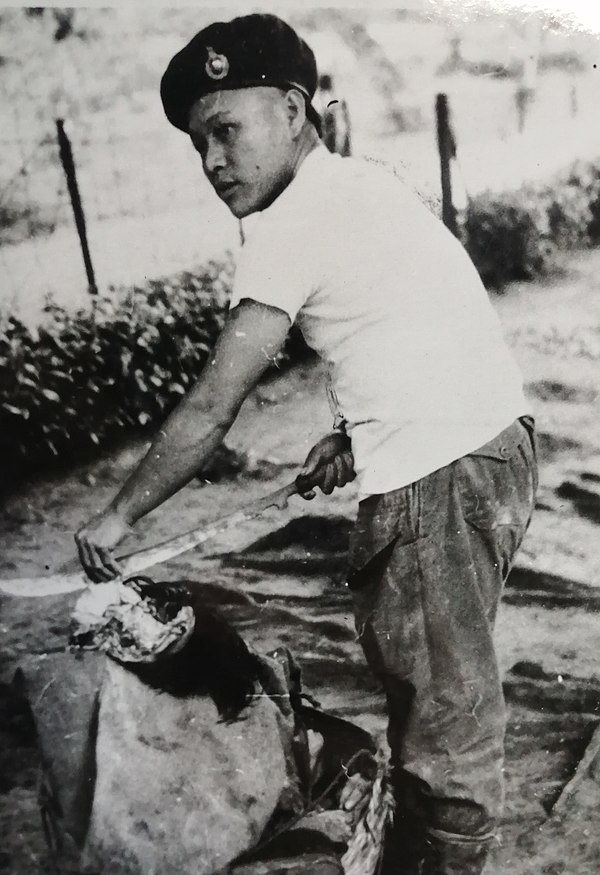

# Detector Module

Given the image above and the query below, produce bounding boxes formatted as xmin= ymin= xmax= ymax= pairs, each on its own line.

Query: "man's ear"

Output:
xmin=285 ymin=88 xmax=308 ymax=137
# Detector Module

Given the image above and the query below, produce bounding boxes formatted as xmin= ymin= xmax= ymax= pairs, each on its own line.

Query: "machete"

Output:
xmin=0 ymin=480 xmax=298 ymax=599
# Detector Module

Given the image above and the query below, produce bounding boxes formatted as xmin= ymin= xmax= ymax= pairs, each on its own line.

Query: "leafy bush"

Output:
xmin=464 ymin=158 xmax=600 ymax=288
xmin=537 ymin=51 xmax=585 ymax=74
xmin=0 ymin=198 xmax=56 ymax=246
xmin=0 ymin=261 xmax=234 ymax=481
xmin=565 ymin=160 xmax=600 ymax=244
xmin=464 ymin=188 xmax=554 ymax=286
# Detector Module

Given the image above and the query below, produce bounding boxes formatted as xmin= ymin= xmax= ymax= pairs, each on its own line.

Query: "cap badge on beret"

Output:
xmin=205 ymin=46 xmax=230 ymax=80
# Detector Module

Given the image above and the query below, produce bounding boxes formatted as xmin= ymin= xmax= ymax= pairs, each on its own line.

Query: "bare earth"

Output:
xmin=1 ymin=249 xmax=600 ymax=874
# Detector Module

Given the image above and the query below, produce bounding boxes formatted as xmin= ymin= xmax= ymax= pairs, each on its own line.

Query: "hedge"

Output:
xmin=0 ymin=261 xmax=235 ymax=482
xmin=464 ymin=158 xmax=600 ymax=288
xmin=1 ymin=156 xmax=600 ymax=481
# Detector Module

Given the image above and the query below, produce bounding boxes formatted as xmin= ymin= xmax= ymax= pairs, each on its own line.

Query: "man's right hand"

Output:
xmin=75 ymin=509 xmax=132 ymax=583
xmin=296 ymin=431 xmax=356 ymax=499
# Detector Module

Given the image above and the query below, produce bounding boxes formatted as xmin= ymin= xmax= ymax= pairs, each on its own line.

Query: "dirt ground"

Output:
xmin=1 ymin=249 xmax=600 ymax=874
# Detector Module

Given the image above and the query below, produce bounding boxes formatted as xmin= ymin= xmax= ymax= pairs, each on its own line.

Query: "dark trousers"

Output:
xmin=347 ymin=419 xmax=538 ymax=858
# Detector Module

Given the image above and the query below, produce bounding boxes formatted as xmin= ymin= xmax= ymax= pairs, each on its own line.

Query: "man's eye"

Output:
xmin=216 ymin=123 xmax=235 ymax=140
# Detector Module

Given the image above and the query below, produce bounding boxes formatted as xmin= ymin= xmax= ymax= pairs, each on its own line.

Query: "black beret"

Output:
xmin=160 ymin=13 xmax=321 ymax=133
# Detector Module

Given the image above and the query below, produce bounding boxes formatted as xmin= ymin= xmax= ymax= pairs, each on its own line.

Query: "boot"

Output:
xmin=421 ymin=829 xmax=492 ymax=875
xmin=379 ymin=807 xmax=427 ymax=875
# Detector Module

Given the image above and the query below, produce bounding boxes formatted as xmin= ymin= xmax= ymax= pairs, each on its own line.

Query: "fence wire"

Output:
xmin=1 ymin=7 xmax=598 ymax=326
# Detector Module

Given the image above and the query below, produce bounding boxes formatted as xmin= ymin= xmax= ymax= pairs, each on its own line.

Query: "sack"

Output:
xmin=86 ymin=659 xmax=295 ymax=875
xmin=19 ymin=579 xmax=392 ymax=875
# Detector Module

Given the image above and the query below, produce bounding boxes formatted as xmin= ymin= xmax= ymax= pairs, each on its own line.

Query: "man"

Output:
xmin=76 ymin=13 xmax=538 ymax=875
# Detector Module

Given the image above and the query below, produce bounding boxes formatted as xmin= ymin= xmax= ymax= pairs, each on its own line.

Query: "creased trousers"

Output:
xmin=347 ymin=417 xmax=538 ymax=836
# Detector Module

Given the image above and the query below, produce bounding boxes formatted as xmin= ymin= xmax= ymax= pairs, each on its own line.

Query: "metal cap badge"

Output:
xmin=205 ymin=46 xmax=229 ymax=80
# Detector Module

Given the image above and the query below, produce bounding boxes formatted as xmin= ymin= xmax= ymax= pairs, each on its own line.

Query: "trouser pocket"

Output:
xmin=347 ymin=479 xmax=423 ymax=586
xmin=455 ymin=418 xmax=538 ymax=584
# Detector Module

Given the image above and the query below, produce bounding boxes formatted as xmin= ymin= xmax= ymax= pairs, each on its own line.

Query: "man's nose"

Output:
xmin=203 ymin=138 xmax=227 ymax=176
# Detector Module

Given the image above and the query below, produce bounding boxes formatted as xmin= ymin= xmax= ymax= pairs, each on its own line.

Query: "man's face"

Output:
xmin=188 ymin=88 xmax=296 ymax=218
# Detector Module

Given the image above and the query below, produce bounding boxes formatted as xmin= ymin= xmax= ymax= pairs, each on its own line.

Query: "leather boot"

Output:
xmin=421 ymin=829 xmax=492 ymax=875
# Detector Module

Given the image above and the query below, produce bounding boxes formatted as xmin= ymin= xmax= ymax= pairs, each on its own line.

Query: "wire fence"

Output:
xmin=1 ymin=7 xmax=599 ymax=326
xmin=0 ymin=106 xmax=237 ymax=325
xmin=0 ymin=7 xmax=244 ymax=325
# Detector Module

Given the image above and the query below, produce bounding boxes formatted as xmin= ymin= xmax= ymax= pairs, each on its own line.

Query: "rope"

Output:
xmin=233 ymin=746 xmax=378 ymax=864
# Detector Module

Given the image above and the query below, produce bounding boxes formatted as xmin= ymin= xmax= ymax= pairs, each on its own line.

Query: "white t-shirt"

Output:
xmin=230 ymin=146 xmax=528 ymax=495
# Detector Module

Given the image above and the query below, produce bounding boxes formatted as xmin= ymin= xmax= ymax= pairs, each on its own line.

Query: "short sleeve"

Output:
xmin=229 ymin=208 xmax=316 ymax=323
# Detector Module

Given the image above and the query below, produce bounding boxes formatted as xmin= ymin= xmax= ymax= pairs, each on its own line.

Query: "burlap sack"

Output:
xmin=81 ymin=658 xmax=293 ymax=875
xmin=20 ymin=646 xmax=302 ymax=875
xmin=17 ymin=651 xmax=103 ymax=857
xmin=19 ymin=581 xmax=390 ymax=875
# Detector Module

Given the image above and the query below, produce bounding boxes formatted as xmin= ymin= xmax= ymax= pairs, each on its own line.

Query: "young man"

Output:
xmin=75 ymin=14 xmax=538 ymax=874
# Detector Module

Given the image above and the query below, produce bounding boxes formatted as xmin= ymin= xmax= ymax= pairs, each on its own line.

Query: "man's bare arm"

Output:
xmin=75 ymin=299 xmax=291 ymax=580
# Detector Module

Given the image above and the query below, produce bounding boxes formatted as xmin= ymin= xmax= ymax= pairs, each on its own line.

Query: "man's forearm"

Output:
xmin=75 ymin=301 xmax=292 ymax=582
xmin=107 ymin=399 xmax=234 ymax=526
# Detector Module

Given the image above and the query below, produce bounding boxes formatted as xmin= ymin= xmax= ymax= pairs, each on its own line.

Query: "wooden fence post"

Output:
xmin=515 ymin=86 xmax=535 ymax=133
xmin=435 ymin=93 xmax=459 ymax=238
xmin=570 ymin=82 xmax=579 ymax=117
xmin=516 ymin=17 xmax=540 ymax=133
xmin=56 ymin=118 xmax=98 ymax=296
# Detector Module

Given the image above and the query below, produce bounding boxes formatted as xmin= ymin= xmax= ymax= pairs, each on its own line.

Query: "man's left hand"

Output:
xmin=75 ymin=508 xmax=132 ymax=583
xmin=296 ymin=432 xmax=356 ymax=499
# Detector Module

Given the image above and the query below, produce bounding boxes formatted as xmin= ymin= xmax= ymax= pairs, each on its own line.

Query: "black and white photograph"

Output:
xmin=0 ymin=2 xmax=599 ymax=873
